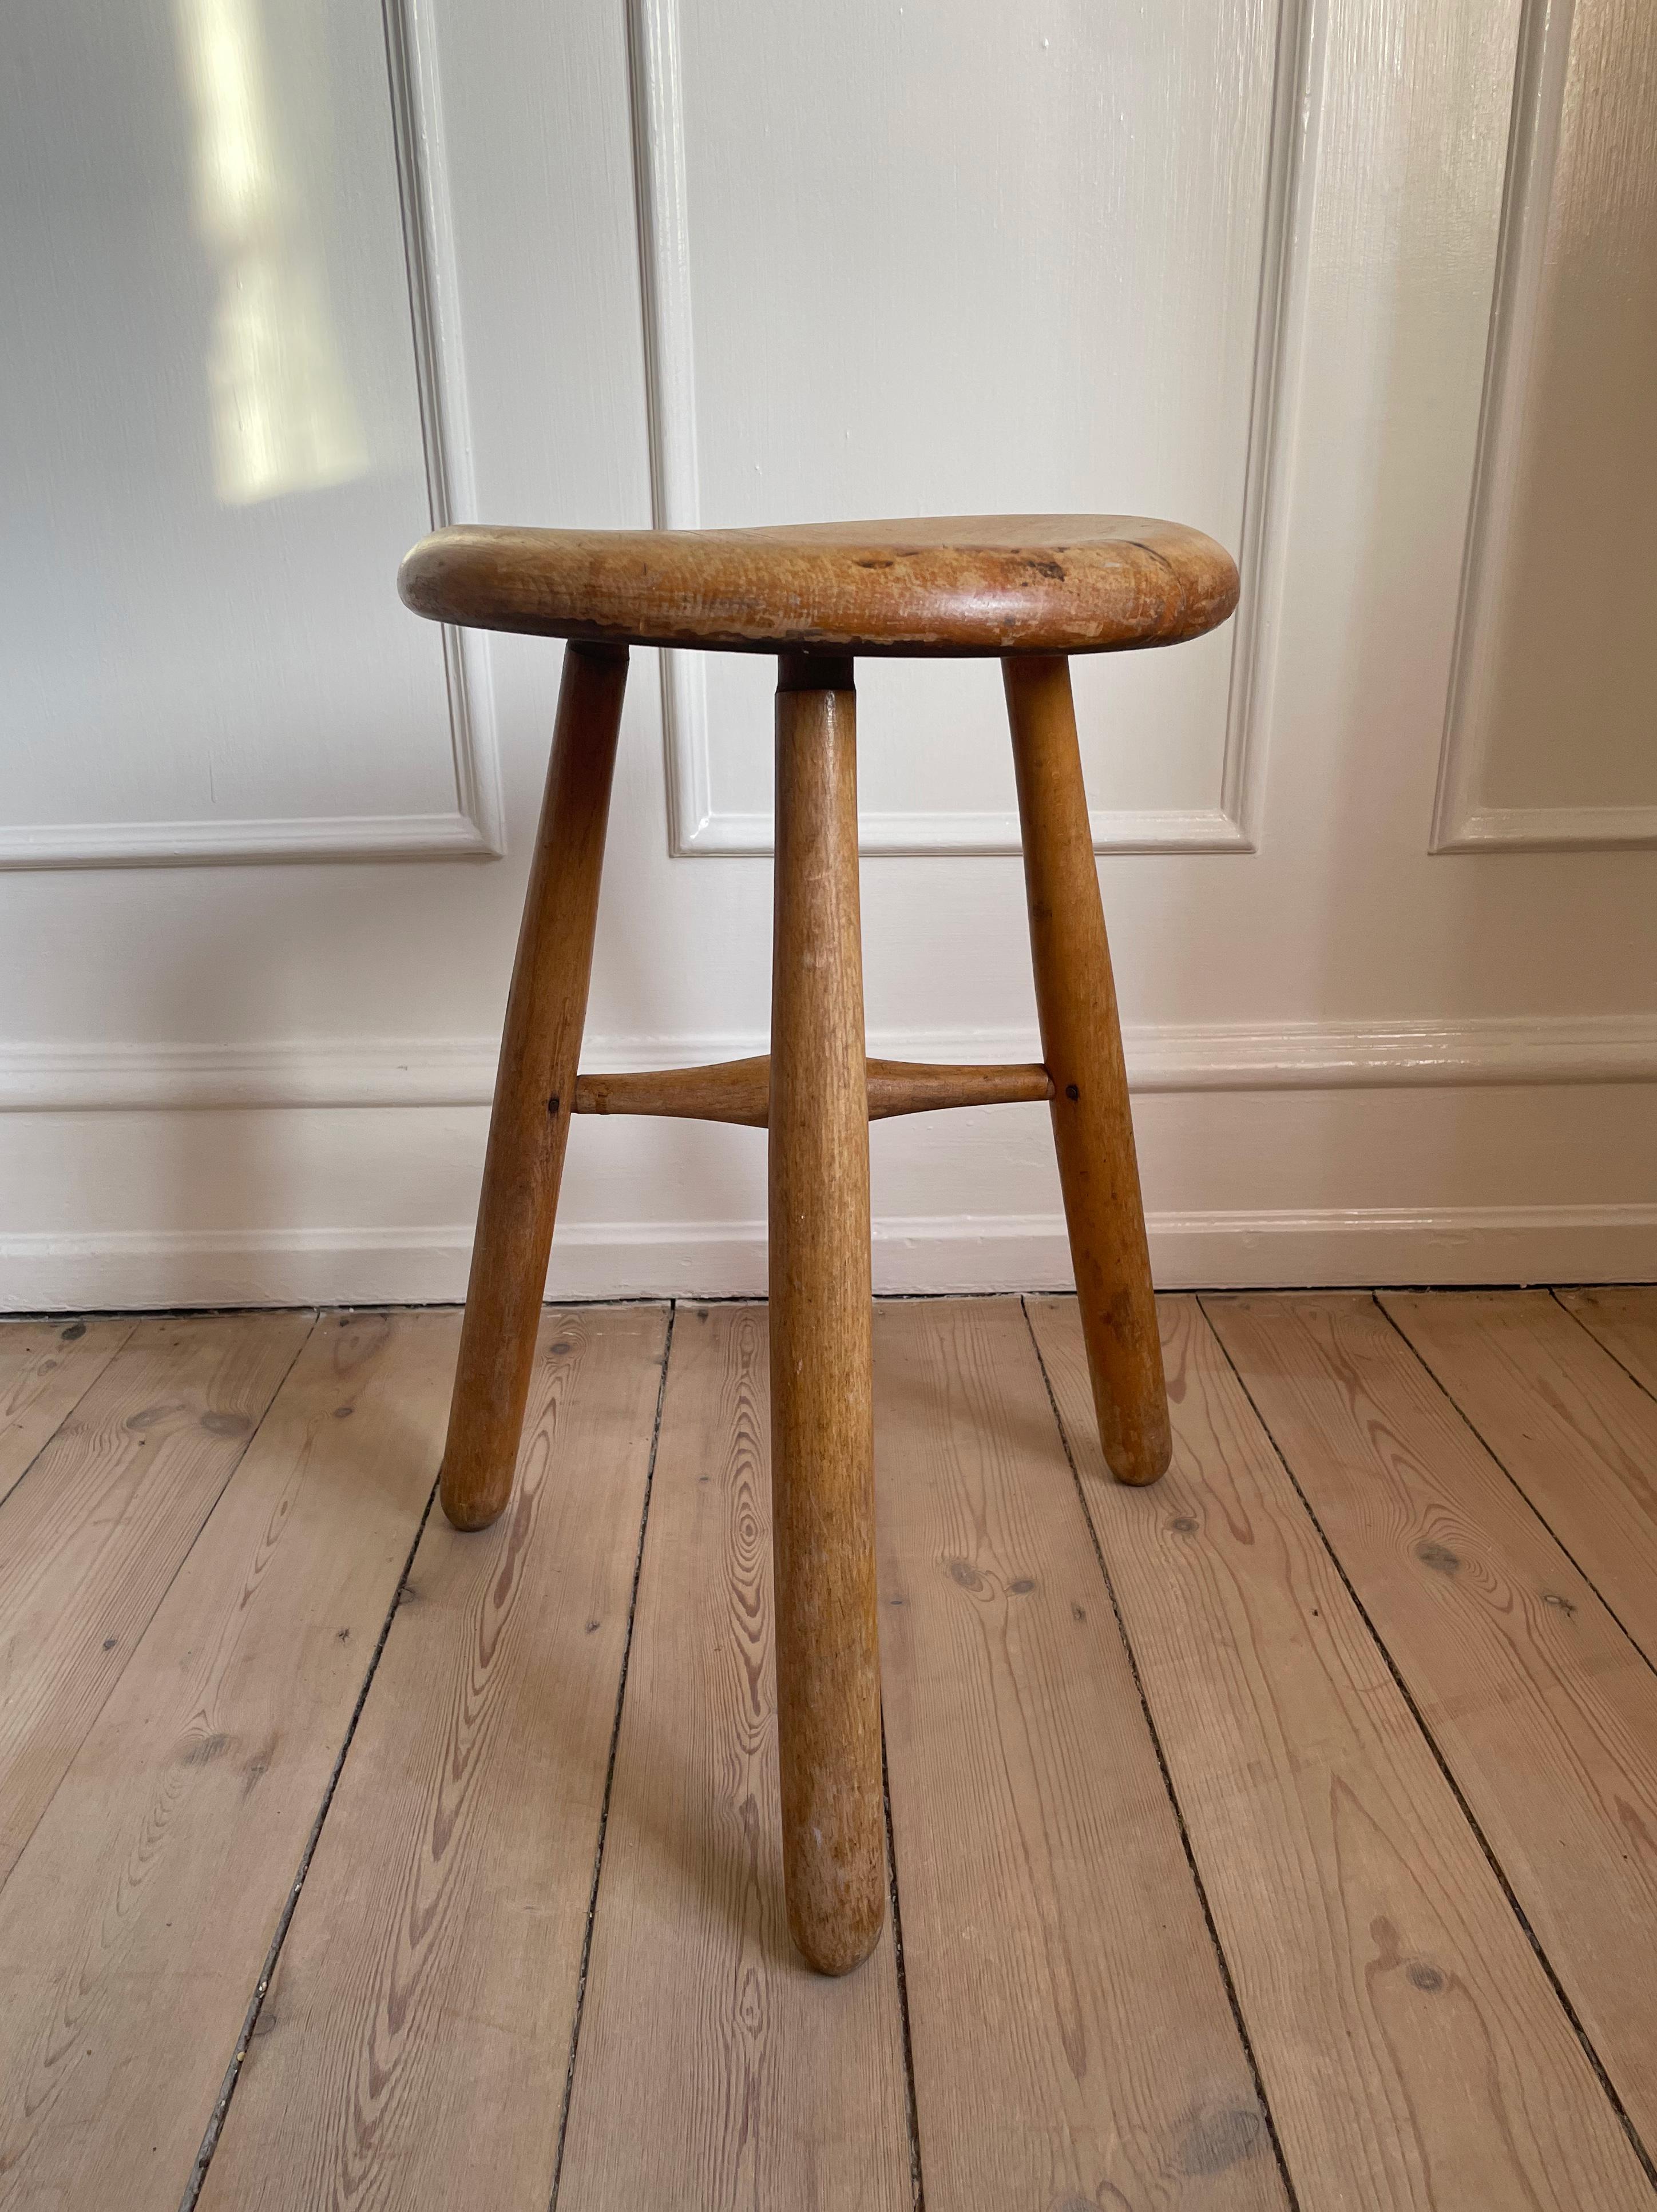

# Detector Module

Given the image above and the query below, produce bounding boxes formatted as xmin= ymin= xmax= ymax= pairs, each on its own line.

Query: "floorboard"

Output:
xmin=1382 ymin=1287 xmax=1657 ymax=1667
xmin=1205 ymin=1291 xmax=1657 ymax=2180
xmin=558 ymin=1304 xmax=912 ymax=2212
xmin=198 ymin=1306 xmax=668 ymax=2212
xmin=1032 ymin=1293 xmax=1655 ymax=2211
xmin=0 ymin=1310 xmax=457 ymax=2212
xmin=877 ymin=1297 xmax=1285 ymax=2212
xmin=0 ymin=1316 xmax=134 ymax=1511
xmin=0 ymin=1312 xmax=314 ymax=1888
xmin=5 ymin=1290 xmax=1657 ymax=2211
xmin=1560 ymin=1284 xmax=1657 ymax=1397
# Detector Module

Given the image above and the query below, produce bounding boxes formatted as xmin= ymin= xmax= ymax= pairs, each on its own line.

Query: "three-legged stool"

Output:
xmin=398 ymin=514 xmax=1239 ymax=1975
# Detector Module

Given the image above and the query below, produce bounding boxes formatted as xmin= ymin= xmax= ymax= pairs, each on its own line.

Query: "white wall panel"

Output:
xmin=1 ymin=0 xmax=501 ymax=862
xmin=2 ymin=0 xmax=1655 ymax=1306
xmin=1434 ymin=0 xmax=1657 ymax=851
xmin=635 ymin=0 xmax=1310 ymax=853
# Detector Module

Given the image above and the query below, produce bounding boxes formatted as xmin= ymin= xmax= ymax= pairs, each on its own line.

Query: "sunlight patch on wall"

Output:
xmin=174 ymin=0 xmax=366 ymax=505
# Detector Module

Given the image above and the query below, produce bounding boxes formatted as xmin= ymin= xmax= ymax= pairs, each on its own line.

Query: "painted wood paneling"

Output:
xmin=636 ymin=0 xmax=1308 ymax=854
xmin=1 ymin=0 xmax=501 ymax=863
xmin=1 ymin=0 xmax=1653 ymax=1301
xmin=1435 ymin=0 xmax=1657 ymax=849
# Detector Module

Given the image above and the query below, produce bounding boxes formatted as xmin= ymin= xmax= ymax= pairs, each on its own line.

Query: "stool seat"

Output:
xmin=399 ymin=513 xmax=1238 ymax=658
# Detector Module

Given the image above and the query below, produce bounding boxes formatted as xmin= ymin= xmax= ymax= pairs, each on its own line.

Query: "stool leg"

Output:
xmin=769 ymin=651 xmax=885 ymax=1976
xmin=439 ymin=642 xmax=628 ymax=1532
xmin=1004 ymin=653 xmax=1170 ymax=1486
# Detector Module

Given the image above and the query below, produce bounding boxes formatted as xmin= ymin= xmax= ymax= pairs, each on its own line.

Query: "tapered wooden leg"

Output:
xmin=768 ymin=651 xmax=885 ymax=1976
xmin=1004 ymin=653 xmax=1170 ymax=1486
xmin=439 ymin=642 xmax=628 ymax=1531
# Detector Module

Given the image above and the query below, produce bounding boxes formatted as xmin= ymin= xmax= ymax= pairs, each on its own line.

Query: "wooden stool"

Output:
xmin=399 ymin=514 xmax=1239 ymax=1976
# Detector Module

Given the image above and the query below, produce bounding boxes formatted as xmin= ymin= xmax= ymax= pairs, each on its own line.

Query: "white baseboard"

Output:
xmin=3 ymin=1204 xmax=1652 ymax=1312
xmin=3 ymin=1011 xmax=1656 ymax=1113
xmin=3 ymin=1014 xmax=1652 ymax=1309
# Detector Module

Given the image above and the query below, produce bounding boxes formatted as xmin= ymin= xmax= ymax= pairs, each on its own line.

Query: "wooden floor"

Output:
xmin=3 ymin=1291 xmax=1657 ymax=2210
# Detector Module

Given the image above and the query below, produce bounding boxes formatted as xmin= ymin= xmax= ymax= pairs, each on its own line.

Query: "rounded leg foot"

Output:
xmin=438 ymin=1470 xmax=511 ymax=1533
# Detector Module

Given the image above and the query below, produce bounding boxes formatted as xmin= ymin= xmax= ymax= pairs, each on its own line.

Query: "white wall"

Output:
xmin=2 ymin=0 xmax=1654 ymax=1309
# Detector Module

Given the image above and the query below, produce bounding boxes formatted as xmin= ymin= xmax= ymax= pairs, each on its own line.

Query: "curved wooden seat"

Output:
xmin=398 ymin=513 xmax=1238 ymax=657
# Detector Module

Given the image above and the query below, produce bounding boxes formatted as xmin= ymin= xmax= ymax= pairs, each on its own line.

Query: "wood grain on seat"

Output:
xmin=398 ymin=514 xmax=1238 ymax=656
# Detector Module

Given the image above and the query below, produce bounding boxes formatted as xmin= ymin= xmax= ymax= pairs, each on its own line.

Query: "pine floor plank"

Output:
xmin=1381 ymin=1288 xmax=1657 ymax=1667
xmin=876 ymin=1297 xmax=1285 ymax=2212
xmin=1561 ymin=1284 xmax=1657 ymax=1396
xmin=198 ymin=1305 xmax=669 ymax=2212
xmin=558 ymin=1304 xmax=911 ymax=2212
xmin=1204 ymin=1290 xmax=1657 ymax=2182
xmin=0 ymin=1311 xmax=315 ymax=1887
xmin=1030 ymin=1293 xmax=1655 ymax=2212
xmin=0 ymin=1310 xmax=458 ymax=2212
xmin=0 ymin=1317 xmax=134 ymax=1511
